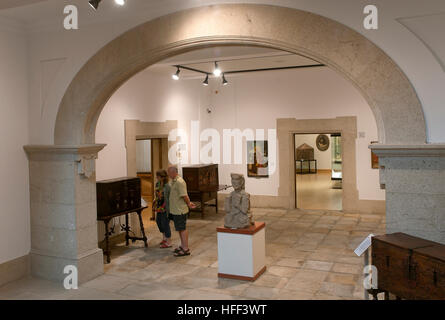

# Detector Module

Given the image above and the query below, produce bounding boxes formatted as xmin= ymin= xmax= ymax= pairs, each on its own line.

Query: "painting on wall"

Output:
xmin=316 ymin=134 xmax=330 ymax=151
xmin=370 ymin=141 xmax=379 ymax=169
xmin=247 ymin=140 xmax=269 ymax=178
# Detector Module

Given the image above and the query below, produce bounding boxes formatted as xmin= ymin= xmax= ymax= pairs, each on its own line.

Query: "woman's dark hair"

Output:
xmin=156 ymin=170 xmax=169 ymax=187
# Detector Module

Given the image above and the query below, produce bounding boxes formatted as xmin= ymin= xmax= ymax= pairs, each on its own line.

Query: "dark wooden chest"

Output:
xmin=411 ymin=246 xmax=445 ymax=299
xmin=182 ymin=164 xmax=220 ymax=217
xmin=182 ymin=164 xmax=219 ymax=192
xmin=372 ymin=232 xmax=445 ymax=300
xmin=96 ymin=177 xmax=141 ymax=218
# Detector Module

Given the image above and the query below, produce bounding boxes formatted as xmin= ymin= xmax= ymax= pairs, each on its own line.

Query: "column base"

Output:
xmin=31 ymin=248 xmax=104 ymax=284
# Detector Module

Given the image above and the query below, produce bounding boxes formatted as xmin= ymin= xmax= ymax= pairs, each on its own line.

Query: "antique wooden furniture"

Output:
xmin=96 ymin=177 xmax=148 ymax=263
xmin=295 ymin=159 xmax=317 ymax=174
xmin=370 ymin=232 xmax=445 ymax=300
xmin=295 ymin=143 xmax=317 ymax=175
xmin=182 ymin=164 xmax=229 ymax=218
xmin=296 ymin=143 xmax=314 ymax=161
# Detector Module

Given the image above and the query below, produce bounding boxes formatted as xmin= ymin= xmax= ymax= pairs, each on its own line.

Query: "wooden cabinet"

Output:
xmin=182 ymin=164 xmax=224 ymax=218
xmin=371 ymin=232 xmax=445 ymax=300
xmin=96 ymin=177 xmax=147 ymax=263
xmin=96 ymin=177 xmax=141 ymax=219
xmin=183 ymin=164 xmax=219 ymax=192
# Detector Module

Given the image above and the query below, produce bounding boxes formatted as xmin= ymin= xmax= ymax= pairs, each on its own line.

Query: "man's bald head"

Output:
xmin=167 ymin=165 xmax=179 ymax=179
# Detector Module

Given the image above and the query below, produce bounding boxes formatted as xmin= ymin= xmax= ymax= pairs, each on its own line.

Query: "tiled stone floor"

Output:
xmin=0 ymin=208 xmax=385 ymax=300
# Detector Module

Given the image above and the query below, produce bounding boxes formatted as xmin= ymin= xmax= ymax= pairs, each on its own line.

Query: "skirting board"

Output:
xmin=218 ymin=194 xmax=288 ymax=209
xmin=217 ymin=194 xmax=385 ymax=214
xmin=355 ymin=200 xmax=386 ymax=215
xmin=0 ymin=254 xmax=30 ymax=287
xmin=218 ymin=266 xmax=267 ymax=282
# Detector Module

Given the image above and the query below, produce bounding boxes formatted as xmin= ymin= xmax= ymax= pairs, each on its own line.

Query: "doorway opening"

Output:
xmin=294 ymin=133 xmax=343 ymax=210
xmin=135 ymin=137 xmax=169 ymax=224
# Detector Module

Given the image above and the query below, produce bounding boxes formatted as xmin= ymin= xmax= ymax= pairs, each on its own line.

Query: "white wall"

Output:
xmin=96 ymin=66 xmax=385 ymax=201
xmin=294 ymin=134 xmax=332 ymax=170
xmin=95 ymin=70 xmax=211 ymax=181
xmin=0 ymin=24 xmax=30 ymax=264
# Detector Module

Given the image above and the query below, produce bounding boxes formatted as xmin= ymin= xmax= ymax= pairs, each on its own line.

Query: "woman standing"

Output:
xmin=153 ymin=170 xmax=172 ymax=248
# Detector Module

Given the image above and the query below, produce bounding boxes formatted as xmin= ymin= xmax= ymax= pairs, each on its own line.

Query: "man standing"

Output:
xmin=167 ymin=165 xmax=196 ymax=257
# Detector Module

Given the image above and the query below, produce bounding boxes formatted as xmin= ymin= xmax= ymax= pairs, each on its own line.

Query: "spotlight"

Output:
xmin=172 ymin=67 xmax=180 ymax=80
xmin=213 ymin=62 xmax=222 ymax=77
xmin=114 ymin=0 xmax=125 ymax=6
xmin=88 ymin=0 xmax=102 ymax=10
xmin=203 ymin=75 xmax=209 ymax=86
xmin=222 ymin=74 xmax=228 ymax=86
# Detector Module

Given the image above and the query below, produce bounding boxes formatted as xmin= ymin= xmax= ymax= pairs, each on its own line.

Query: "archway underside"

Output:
xmin=54 ymin=3 xmax=426 ymax=146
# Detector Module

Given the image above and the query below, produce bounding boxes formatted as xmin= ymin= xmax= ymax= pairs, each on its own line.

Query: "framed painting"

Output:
xmin=247 ymin=140 xmax=269 ymax=178
xmin=370 ymin=141 xmax=379 ymax=169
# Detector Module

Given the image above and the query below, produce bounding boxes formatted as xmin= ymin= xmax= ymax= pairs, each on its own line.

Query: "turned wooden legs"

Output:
xmin=102 ymin=210 xmax=149 ymax=263
xmin=104 ymin=219 xmax=111 ymax=264
xmin=137 ymin=210 xmax=148 ymax=247
xmin=125 ymin=214 xmax=130 ymax=246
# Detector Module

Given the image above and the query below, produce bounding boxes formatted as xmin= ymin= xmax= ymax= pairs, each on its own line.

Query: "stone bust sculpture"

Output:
xmin=224 ymin=173 xmax=254 ymax=229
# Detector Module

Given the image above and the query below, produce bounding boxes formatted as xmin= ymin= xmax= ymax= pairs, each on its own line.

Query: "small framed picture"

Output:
xmin=247 ymin=140 xmax=269 ymax=178
xmin=370 ymin=141 xmax=379 ymax=169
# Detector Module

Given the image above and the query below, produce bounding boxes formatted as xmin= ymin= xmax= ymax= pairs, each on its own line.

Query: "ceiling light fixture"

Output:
xmin=203 ymin=75 xmax=209 ymax=86
xmin=222 ymin=74 xmax=228 ymax=86
xmin=114 ymin=0 xmax=125 ymax=6
xmin=213 ymin=62 xmax=222 ymax=77
xmin=88 ymin=0 xmax=102 ymax=10
xmin=172 ymin=67 xmax=180 ymax=80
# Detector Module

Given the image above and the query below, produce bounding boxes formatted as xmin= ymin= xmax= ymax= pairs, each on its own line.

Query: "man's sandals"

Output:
xmin=173 ymin=246 xmax=190 ymax=257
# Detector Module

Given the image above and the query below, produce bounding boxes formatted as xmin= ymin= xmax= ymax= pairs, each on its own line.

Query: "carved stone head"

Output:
xmin=231 ymin=173 xmax=245 ymax=191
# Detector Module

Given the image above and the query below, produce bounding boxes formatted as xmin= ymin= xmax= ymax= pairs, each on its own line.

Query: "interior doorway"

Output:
xmin=294 ymin=133 xmax=343 ymax=210
xmin=135 ymin=137 xmax=169 ymax=223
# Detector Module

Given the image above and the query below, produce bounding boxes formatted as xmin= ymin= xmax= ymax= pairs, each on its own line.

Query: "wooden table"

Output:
xmin=98 ymin=206 xmax=148 ymax=263
xmin=188 ymin=184 xmax=231 ymax=218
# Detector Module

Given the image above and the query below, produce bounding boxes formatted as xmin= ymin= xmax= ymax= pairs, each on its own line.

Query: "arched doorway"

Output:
xmin=25 ymin=4 xmax=426 ymax=283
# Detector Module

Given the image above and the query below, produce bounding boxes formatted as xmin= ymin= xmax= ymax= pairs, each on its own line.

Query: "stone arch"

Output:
xmin=54 ymin=3 xmax=426 ymax=146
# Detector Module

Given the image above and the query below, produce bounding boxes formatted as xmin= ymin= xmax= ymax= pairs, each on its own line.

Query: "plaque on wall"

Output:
xmin=316 ymin=134 xmax=330 ymax=151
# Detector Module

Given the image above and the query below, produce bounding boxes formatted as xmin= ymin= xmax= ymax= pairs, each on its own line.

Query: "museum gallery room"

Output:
xmin=0 ymin=0 xmax=445 ymax=302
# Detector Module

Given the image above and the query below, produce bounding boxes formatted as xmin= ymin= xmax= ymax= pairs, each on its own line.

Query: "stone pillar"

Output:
xmin=24 ymin=144 xmax=106 ymax=284
xmin=370 ymin=144 xmax=445 ymax=244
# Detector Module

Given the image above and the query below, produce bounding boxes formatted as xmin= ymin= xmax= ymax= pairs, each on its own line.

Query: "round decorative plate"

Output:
xmin=316 ymin=134 xmax=330 ymax=151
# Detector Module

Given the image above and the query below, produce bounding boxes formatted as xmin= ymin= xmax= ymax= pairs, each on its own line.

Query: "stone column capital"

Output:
xmin=369 ymin=144 xmax=445 ymax=158
xmin=24 ymin=144 xmax=106 ymax=178
xmin=24 ymin=144 xmax=106 ymax=159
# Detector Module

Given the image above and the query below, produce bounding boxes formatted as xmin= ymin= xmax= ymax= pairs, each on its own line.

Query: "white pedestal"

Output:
xmin=217 ymin=222 xmax=266 ymax=281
